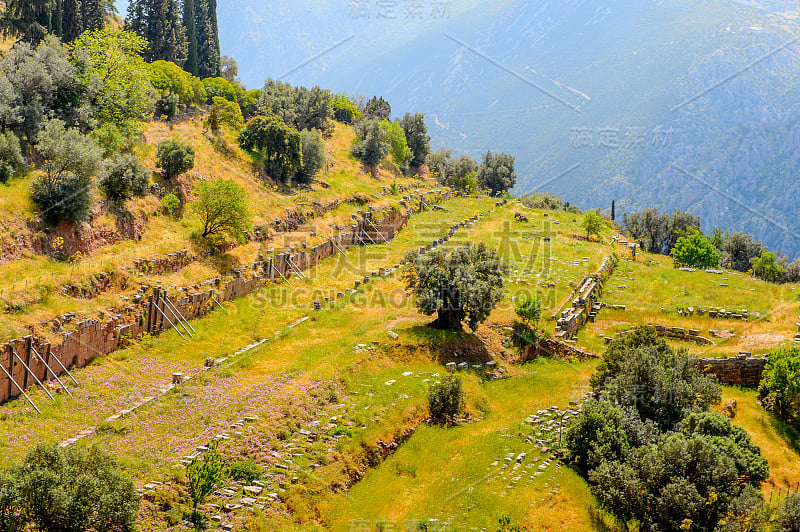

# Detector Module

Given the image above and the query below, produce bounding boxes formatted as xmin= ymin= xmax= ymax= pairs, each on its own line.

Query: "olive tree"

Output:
xmin=8 ymin=444 xmax=140 ymax=532
xmin=402 ymin=243 xmax=505 ymax=331
xmin=477 ymin=150 xmax=516 ymax=196
xmin=99 ymin=153 xmax=150 ymax=204
xmin=156 ymin=140 xmax=195 ymax=180
xmin=30 ymin=119 xmax=102 ymax=225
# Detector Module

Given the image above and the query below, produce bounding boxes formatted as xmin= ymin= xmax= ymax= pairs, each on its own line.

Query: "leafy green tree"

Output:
xmin=148 ymin=60 xmax=205 ymax=106
xmin=428 ymin=375 xmax=466 ymax=424
xmin=477 ymin=150 xmax=516 ymax=196
xmin=30 ymin=119 xmax=102 ymax=225
xmin=193 ymin=178 xmax=250 ymax=243
xmin=381 ymin=119 xmax=411 ymax=170
xmin=156 ymin=140 xmax=195 ymax=180
xmin=399 ymin=112 xmax=430 ymax=169
xmin=99 ymin=153 xmax=150 ymax=204
xmin=13 ymin=444 xmax=139 ymax=532
xmin=623 ymin=209 xmax=701 ymax=256
xmin=351 ymin=118 xmax=390 ymax=170
xmin=204 ymin=96 xmax=243 ymax=135
xmin=758 ymin=347 xmax=800 ymax=424
xmin=186 ymin=441 xmax=225 ymax=515
xmin=752 ymin=251 xmax=786 ymax=282
xmin=441 ymin=154 xmax=478 ymax=189
xmin=591 ymin=326 xmax=671 ymax=389
xmin=90 ymin=121 xmax=141 ymax=157
xmin=296 ymin=128 xmax=325 ymax=185
xmin=402 ymin=243 xmax=505 ymax=331
xmin=582 ymin=210 xmax=604 ymax=241
xmin=515 ymin=296 xmax=542 ymax=328
xmin=332 ymin=92 xmax=359 ymax=124
xmin=0 ymin=132 xmax=25 ymax=184
xmin=670 ymin=228 xmax=721 ymax=269
xmin=295 ymin=85 xmax=333 ymax=132
xmin=220 ymin=55 xmax=238 ymax=83
xmin=72 ymin=28 xmax=154 ymax=124
xmin=238 ymin=115 xmax=302 ymax=185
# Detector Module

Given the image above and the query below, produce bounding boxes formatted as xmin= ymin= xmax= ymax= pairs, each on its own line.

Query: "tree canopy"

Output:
xmin=193 ymin=178 xmax=251 ymax=244
xmin=671 ymin=228 xmax=721 ymax=269
xmin=477 ymin=150 xmax=516 ymax=196
xmin=402 ymin=243 xmax=505 ymax=331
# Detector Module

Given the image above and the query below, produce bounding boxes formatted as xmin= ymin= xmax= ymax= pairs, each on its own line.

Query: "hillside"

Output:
xmin=1 ymin=118 xmax=799 ymax=530
xmin=222 ymin=0 xmax=800 ymax=258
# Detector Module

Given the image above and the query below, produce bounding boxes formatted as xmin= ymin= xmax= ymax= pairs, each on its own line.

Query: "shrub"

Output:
xmin=99 ymin=154 xmax=150 ymax=204
xmin=90 ymin=122 xmax=141 ymax=157
xmin=9 ymin=444 xmax=140 ymax=532
xmin=161 ymin=193 xmax=181 ymax=218
xmin=226 ymin=460 xmax=261 ymax=483
xmin=156 ymin=140 xmax=195 ymax=180
xmin=0 ymin=131 xmax=24 ymax=184
xmin=296 ymin=128 xmax=326 ymax=185
xmin=428 ymin=375 xmax=466 ymax=424
xmin=752 ymin=251 xmax=786 ymax=282
xmin=332 ymin=92 xmax=359 ymax=124
xmin=30 ymin=119 xmax=102 ymax=225
xmin=381 ymin=119 xmax=411 ymax=170
xmin=351 ymin=118 xmax=391 ymax=169
xmin=777 ymin=494 xmax=800 ymax=532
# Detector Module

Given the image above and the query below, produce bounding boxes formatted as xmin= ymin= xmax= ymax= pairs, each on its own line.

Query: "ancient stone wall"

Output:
xmin=692 ymin=355 xmax=767 ymax=388
xmin=0 ymin=190 xmax=451 ymax=404
xmin=554 ymin=255 xmax=617 ymax=339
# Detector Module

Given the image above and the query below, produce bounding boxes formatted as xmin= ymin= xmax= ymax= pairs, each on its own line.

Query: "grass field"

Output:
xmin=1 ymin=120 xmax=799 ymax=530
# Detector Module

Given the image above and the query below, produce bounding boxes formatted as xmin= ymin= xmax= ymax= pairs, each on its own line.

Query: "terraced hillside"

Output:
xmin=1 ymin=121 xmax=799 ymax=531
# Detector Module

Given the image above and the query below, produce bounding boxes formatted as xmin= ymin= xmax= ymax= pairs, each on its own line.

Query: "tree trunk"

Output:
xmin=431 ymin=309 xmax=463 ymax=332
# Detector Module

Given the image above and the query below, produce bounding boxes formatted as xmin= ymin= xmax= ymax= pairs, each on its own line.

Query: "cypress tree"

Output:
xmin=195 ymin=0 xmax=219 ymax=78
xmin=52 ymin=0 xmax=63 ymax=38
xmin=81 ymin=0 xmax=104 ymax=32
xmin=611 ymin=200 xmax=615 ymax=221
xmin=183 ymin=0 xmax=199 ymax=76
xmin=162 ymin=0 xmax=188 ymax=65
xmin=62 ymin=0 xmax=83 ymax=42
xmin=2 ymin=0 xmax=54 ymax=43
xmin=208 ymin=0 xmax=220 ymax=76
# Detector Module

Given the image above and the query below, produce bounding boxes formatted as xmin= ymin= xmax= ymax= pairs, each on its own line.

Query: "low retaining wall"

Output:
xmin=0 ymin=190 xmax=454 ymax=404
xmin=692 ymin=355 xmax=767 ymax=388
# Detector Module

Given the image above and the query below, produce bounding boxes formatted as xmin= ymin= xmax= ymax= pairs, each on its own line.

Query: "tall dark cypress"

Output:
xmin=162 ymin=0 xmax=188 ymax=65
xmin=208 ymin=0 xmax=220 ymax=76
xmin=195 ymin=0 xmax=219 ymax=78
xmin=183 ymin=0 xmax=199 ymax=76
xmin=61 ymin=0 xmax=83 ymax=42
xmin=52 ymin=0 xmax=63 ymax=37
xmin=81 ymin=0 xmax=104 ymax=32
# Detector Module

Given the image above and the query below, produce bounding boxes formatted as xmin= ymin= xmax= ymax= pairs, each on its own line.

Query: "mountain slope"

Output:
xmin=222 ymin=0 xmax=800 ymax=257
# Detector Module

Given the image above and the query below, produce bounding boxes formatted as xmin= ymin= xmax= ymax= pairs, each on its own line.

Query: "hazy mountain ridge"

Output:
xmin=221 ymin=0 xmax=800 ymax=257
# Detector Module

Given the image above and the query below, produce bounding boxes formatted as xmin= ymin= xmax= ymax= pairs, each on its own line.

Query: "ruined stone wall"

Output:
xmin=692 ymin=355 xmax=767 ymax=388
xmin=0 ymin=190 xmax=451 ymax=404
xmin=554 ymin=255 xmax=617 ymax=339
